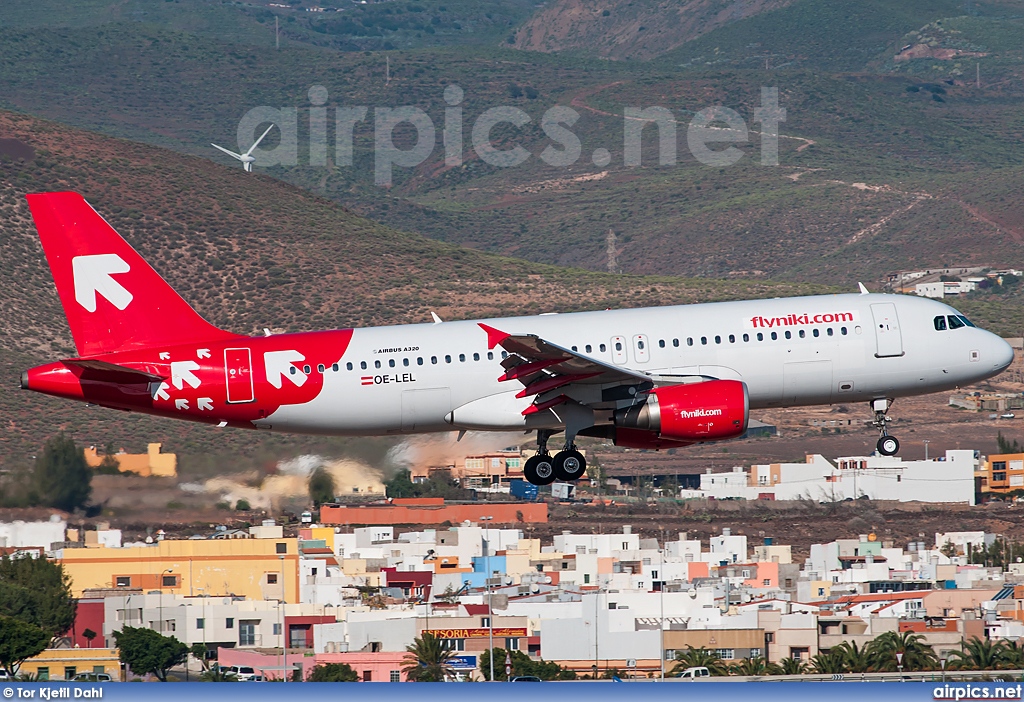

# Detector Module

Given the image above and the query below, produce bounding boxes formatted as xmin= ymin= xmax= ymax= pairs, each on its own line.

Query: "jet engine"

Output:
xmin=613 ymin=379 xmax=748 ymax=446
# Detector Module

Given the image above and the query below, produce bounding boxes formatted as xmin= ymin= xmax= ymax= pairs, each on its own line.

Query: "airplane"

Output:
xmin=21 ymin=192 xmax=1015 ymax=485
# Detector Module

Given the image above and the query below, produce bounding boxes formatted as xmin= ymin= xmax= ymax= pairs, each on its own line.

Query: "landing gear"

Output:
xmin=871 ymin=398 xmax=900 ymax=456
xmin=553 ymin=448 xmax=587 ymax=481
xmin=524 ymin=430 xmax=556 ymax=485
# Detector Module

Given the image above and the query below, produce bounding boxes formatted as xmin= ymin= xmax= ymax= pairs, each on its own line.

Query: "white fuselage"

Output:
xmin=261 ymin=292 xmax=1013 ymax=436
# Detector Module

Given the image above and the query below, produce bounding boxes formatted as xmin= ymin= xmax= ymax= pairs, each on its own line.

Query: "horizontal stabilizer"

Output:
xmin=62 ymin=358 xmax=165 ymax=383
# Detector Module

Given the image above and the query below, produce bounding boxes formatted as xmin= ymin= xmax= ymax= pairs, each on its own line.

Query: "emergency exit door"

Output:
xmin=224 ymin=348 xmax=255 ymax=403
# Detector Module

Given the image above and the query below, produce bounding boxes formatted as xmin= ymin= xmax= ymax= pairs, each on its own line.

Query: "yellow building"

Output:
xmin=58 ymin=537 xmax=299 ymax=602
xmin=84 ymin=443 xmax=177 ymax=477
xmin=19 ymin=648 xmax=120 ymax=681
xmin=984 ymin=453 xmax=1024 ymax=495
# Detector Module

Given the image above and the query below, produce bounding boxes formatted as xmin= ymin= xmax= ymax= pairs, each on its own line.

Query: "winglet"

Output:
xmin=431 ymin=311 xmax=443 ymax=324
xmin=858 ymin=282 xmax=869 ymax=295
xmin=478 ymin=323 xmax=510 ymax=350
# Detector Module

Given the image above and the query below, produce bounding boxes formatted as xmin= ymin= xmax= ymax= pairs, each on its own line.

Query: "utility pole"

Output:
xmin=486 ymin=541 xmax=494 ymax=682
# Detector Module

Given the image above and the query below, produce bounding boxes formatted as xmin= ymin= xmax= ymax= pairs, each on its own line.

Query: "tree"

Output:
xmin=114 ymin=626 xmax=188 ymax=682
xmin=867 ymin=631 xmax=937 ymax=672
xmin=308 ymin=467 xmax=336 ymax=507
xmin=0 ymin=615 xmax=49 ymax=676
xmin=777 ymin=657 xmax=808 ymax=675
xmin=947 ymin=637 xmax=1006 ymax=671
xmin=307 ymin=663 xmax=359 ymax=682
xmin=189 ymin=643 xmax=210 ymax=672
xmin=82 ymin=629 xmax=97 ymax=648
xmin=833 ymin=640 xmax=872 ymax=673
xmin=734 ymin=656 xmax=773 ymax=676
xmin=95 ymin=443 xmax=121 ymax=475
xmin=0 ymin=554 xmax=77 ymax=637
xmin=384 ymin=469 xmax=416 ymax=498
xmin=997 ymin=432 xmax=1022 ymax=454
xmin=33 ymin=433 xmax=92 ymax=512
xmin=479 ymin=648 xmax=576 ymax=681
xmin=199 ymin=665 xmax=238 ymax=682
xmin=941 ymin=540 xmax=958 ymax=559
xmin=810 ymin=650 xmax=847 ymax=674
xmin=670 ymin=647 xmax=727 ymax=676
xmin=235 ymin=499 xmax=250 ymax=511
xmin=401 ymin=633 xmax=457 ymax=682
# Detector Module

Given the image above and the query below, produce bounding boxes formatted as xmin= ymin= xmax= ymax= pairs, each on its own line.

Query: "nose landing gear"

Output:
xmin=872 ymin=398 xmax=900 ymax=456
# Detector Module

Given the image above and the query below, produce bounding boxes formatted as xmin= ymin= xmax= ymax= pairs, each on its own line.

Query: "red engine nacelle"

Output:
xmin=613 ymin=379 xmax=749 ymax=446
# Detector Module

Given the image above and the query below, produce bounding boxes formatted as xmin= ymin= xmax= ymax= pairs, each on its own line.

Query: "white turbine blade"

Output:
xmin=244 ymin=161 xmax=252 ymax=173
xmin=211 ymin=143 xmax=244 ymax=161
xmin=245 ymin=124 xmax=276 ymax=157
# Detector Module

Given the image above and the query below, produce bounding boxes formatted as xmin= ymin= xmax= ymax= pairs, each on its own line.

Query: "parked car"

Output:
xmin=511 ymin=676 xmax=542 ymax=682
xmin=678 ymin=666 xmax=710 ymax=679
xmin=72 ymin=672 xmax=112 ymax=682
xmin=225 ymin=666 xmax=258 ymax=681
xmin=0 ymin=668 xmax=10 ymax=681
xmin=1000 ymin=413 xmax=1016 ymax=419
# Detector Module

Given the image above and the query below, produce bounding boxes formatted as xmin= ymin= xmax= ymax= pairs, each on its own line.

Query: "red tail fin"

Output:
xmin=27 ymin=192 xmax=238 ymax=357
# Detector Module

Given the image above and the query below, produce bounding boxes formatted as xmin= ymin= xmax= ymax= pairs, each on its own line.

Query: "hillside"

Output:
xmin=511 ymin=0 xmax=793 ymax=61
xmin=0 ymin=109 xmax=827 ymax=466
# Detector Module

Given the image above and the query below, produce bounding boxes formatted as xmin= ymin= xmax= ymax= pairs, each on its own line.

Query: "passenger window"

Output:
xmin=827 ymin=328 xmax=833 ymax=337
xmin=289 ymin=366 xmax=297 ymax=375
xmin=501 ymin=351 xmax=508 ymax=359
xmin=687 ymin=338 xmax=693 ymax=346
xmin=798 ymin=330 xmax=805 ymax=339
xmin=445 ymin=355 xmax=452 ymax=363
xmin=615 ymin=342 xmax=623 ymax=351
xmin=659 ymin=340 xmax=666 ymax=348
xmin=729 ymin=334 xmax=735 ymax=343
xmin=638 ymin=340 xmax=645 ymax=350
xmin=459 ymin=353 xmax=466 ymax=362
xmin=841 ymin=327 xmax=848 ymax=335
xmin=756 ymin=333 xmax=763 ymax=341
xmin=317 ymin=364 xmax=325 ymax=373
xmin=417 ymin=357 xmax=424 ymax=365
xmin=673 ymin=339 xmax=680 ymax=347
xmin=742 ymin=334 xmax=749 ymax=342
xmin=572 ymin=346 xmax=578 ymax=351
xmin=361 ymin=361 xmax=367 ymax=370
xmin=431 ymin=356 xmax=438 ymax=364
xmin=771 ymin=332 xmax=778 ymax=340
xmin=701 ymin=337 xmax=708 ymax=345
xmin=473 ymin=352 xmax=480 ymax=361
xmin=934 ymin=316 xmax=947 ymax=331
xmin=600 ymin=344 xmax=607 ymax=352
xmin=715 ymin=336 xmax=721 ymax=344
xmin=345 ymin=363 xmax=352 ymax=371
xmin=947 ymin=315 xmax=965 ymax=330
xmin=487 ymin=352 xmax=494 ymax=360
xmin=812 ymin=329 xmax=819 ymax=338
xmin=403 ymin=358 xmax=410 ymax=367
xmin=585 ymin=345 xmax=593 ymax=353
xmin=374 ymin=360 xmax=381 ymax=369
xmin=389 ymin=359 xmax=396 ymax=368
xmin=303 ymin=364 xmax=311 ymax=374
xmin=784 ymin=331 xmax=791 ymax=340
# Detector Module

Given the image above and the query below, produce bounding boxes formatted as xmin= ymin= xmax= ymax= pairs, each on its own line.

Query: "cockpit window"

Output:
xmin=947 ymin=315 xmax=966 ymax=330
xmin=959 ymin=315 xmax=976 ymax=327
xmin=934 ymin=316 xmax=947 ymax=331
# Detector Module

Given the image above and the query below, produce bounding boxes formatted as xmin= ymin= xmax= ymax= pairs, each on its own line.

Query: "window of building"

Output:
xmin=273 ymin=623 xmax=282 ymax=635
xmin=162 ymin=575 xmax=177 ymax=587
xmin=37 ymin=668 xmax=49 ymax=681
xmin=276 ymin=542 xmax=287 ymax=554
xmin=995 ymin=472 xmax=1007 ymax=482
xmin=239 ymin=621 xmax=257 ymax=646
xmin=64 ymin=667 xmax=76 ymax=680
xmin=197 ymin=618 xmax=205 ymax=629
xmin=390 ymin=671 xmax=401 ymax=683
xmin=716 ymin=649 xmax=735 ymax=660
xmin=742 ymin=569 xmax=751 ymax=578
xmin=750 ymin=648 xmax=762 ymax=658
xmin=363 ymin=671 xmax=372 ymax=682
xmin=115 ymin=576 xmax=131 ymax=587
xmin=506 ymin=638 xmax=520 ymax=651
xmin=584 ymin=573 xmax=591 ymax=584
xmin=226 ymin=618 xmax=234 ymax=629
xmin=267 ymin=573 xmax=278 ymax=584
xmin=441 ymin=639 xmax=465 ymax=651
xmin=765 ymin=633 xmax=775 ymax=644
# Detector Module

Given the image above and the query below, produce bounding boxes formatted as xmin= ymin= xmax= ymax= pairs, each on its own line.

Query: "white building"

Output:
xmin=915 ymin=280 xmax=977 ymax=298
xmin=0 ymin=516 xmax=66 ymax=549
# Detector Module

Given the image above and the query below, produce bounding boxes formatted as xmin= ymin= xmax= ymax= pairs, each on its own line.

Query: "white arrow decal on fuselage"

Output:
xmin=151 ymin=382 xmax=170 ymax=401
xmin=197 ymin=348 xmax=211 ymax=359
xmin=264 ymin=350 xmax=307 ymax=389
xmin=197 ymin=397 xmax=213 ymax=411
xmin=71 ymin=254 xmax=133 ymax=312
xmin=170 ymin=361 xmax=202 ymax=390
xmin=174 ymin=398 xmax=189 ymax=410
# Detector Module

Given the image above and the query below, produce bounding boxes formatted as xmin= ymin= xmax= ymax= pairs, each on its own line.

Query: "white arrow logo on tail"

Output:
xmin=197 ymin=397 xmax=213 ymax=411
xmin=151 ymin=382 xmax=170 ymax=401
xmin=264 ymin=350 xmax=307 ymax=389
xmin=174 ymin=399 xmax=189 ymax=410
xmin=170 ymin=361 xmax=202 ymax=390
xmin=197 ymin=349 xmax=211 ymax=359
xmin=72 ymin=254 xmax=133 ymax=312
xmin=159 ymin=352 xmax=170 ymax=360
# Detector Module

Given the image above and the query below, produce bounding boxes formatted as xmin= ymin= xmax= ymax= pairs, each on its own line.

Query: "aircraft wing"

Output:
xmin=479 ymin=323 xmax=654 ymax=415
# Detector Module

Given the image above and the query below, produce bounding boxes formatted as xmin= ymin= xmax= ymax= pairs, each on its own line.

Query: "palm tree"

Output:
xmin=947 ymin=637 xmax=1006 ymax=671
xmin=733 ymin=656 xmax=772 ymax=676
xmin=867 ymin=631 xmax=938 ymax=672
xmin=1000 ymin=640 xmax=1024 ymax=669
xmin=833 ymin=641 xmax=872 ymax=673
xmin=811 ymin=650 xmax=847 ymax=674
xmin=402 ymin=633 xmax=457 ymax=682
xmin=778 ymin=657 xmax=809 ymax=675
xmin=669 ymin=647 xmax=727 ymax=676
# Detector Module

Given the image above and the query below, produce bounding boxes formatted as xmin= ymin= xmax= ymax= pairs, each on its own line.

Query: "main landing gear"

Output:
xmin=523 ymin=430 xmax=588 ymax=485
xmin=871 ymin=398 xmax=900 ymax=457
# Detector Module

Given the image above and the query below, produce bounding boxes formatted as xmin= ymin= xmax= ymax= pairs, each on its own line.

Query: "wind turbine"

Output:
xmin=211 ymin=124 xmax=275 ymax=172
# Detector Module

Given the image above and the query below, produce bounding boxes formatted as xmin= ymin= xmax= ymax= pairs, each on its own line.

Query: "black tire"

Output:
xmin=553 ymin=449 xmax=587 ymax=481
xmin=877 ymin=436 xmax=900 ymax=456
xmin=524 ymin=454 xmax=556 ymax=485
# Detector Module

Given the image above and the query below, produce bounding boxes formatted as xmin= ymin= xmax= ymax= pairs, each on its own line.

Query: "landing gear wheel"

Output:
xmin=553 ymin=449 xmax=587 ymax=481
xmin=877 ymin=435 xmax=900 ymax=456
xmin=524 ymin=454 xmax=556 ymax=485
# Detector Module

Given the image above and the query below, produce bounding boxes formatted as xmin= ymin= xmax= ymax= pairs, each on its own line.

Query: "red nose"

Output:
xmin=21 ymin=362 xmax=85 ymax=400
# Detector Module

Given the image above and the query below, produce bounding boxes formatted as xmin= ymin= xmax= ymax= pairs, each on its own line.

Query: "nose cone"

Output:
xmin=993 ymin=335 xmax=1015 ymax=372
